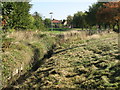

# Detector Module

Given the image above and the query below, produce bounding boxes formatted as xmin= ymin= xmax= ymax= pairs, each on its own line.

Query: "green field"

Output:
xmin=9 ymin=32 xmax=120 ymax=89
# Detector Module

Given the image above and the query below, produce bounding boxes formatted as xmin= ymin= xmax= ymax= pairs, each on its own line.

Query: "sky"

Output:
xmin=29 ymin=0 xmax=98 ymax=20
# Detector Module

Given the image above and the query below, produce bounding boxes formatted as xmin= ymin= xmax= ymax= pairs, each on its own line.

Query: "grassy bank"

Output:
xmin=2 ymin=31 xmax=56 ymax=87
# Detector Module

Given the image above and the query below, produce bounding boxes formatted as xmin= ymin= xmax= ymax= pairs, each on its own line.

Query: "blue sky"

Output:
xmin=29 ymin=0 xmax=98 ymax=20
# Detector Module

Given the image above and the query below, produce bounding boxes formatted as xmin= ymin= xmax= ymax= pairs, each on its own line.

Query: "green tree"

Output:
xmin=2 ymin=2 xmax=32 ymax=30
xmin=33 ymin=12 xmax=46 ymax=30
xmin=72 ymin=11 xmax=86 ymax=29
xmin=85 ymin=2 xmax=104 ymax=28
xmin=28 ymin=15 xmax=35 ymax=29
xmin=44 ymin=18 xmax=51 ymax=28
xmin=67 ymin=15 xmax=73 ymax=28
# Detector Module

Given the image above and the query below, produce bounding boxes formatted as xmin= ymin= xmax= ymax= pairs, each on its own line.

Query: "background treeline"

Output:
xmin=67 ymin=1 xmax=120 ymax=32
xmin=1 ymin=1 xmax=120 ymax=32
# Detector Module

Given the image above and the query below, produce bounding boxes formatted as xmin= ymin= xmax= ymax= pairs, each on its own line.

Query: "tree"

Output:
xmin=72 ymin=11 xmax=86 ymax=29
xmin=96 ymin=1 xmax=120 ymax=31
xmin=28 ymin=15 xmax=35 ymax=29
xmin=2 ymin=2 xmax=32 ymax=30
xmin=32 ymin=12 xmax=46 ymax=30
xmin=44 ymin=18 xmax=51 ymax=28
xmin=67 ymin=15 xmax=73 ymax=28
xmin=85 ymin=2 xmax=104 ymax=29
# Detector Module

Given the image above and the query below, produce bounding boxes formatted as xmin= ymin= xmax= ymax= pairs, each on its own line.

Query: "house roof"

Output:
xmin=52 ymin=20 xmax=61 ymax=24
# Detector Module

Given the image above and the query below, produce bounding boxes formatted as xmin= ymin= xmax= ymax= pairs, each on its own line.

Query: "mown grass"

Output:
xmin=44 ymin=31 xmax=64 ymax=34
xmin=49 ymin=28 xmax=70 ymax=31
xmin=11 ymin=32 xmax=120 ymax=89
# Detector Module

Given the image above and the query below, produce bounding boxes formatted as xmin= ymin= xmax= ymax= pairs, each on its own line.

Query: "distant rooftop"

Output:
xmin=52 ymin=19 xmax=62 ymax=24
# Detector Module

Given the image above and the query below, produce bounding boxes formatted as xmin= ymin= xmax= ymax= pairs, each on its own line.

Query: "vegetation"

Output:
xmin=67 ymin=15 xmax=73 ymax=28
xmin=44 ymin=18 xmax=51 ymax=28
xmin=96 ymin=2 xmax=120 ymax=31
xmin=1 ymin=0 xmax=120 ymax=89
xmin=49 ymin=28 xmax=70 ymax=31
xmin=67 ymin=1 xmax=120 ymax=32
xmin=1 ymin=1 xmax=120 ymax=32
xmin=2 ymin=31 xmax=56 ymax=87
xmin=72 ymin=11 xmax=87 ymax=29
xmin=2 ymin=2 xmax=32 ymax=30
xmin=32 ymin=12 xmax=46 ymax=30
xmin=1 ymin=2 xmax=46 ymax=31
xmin=5 ymin=32 xmax=119 ymax=89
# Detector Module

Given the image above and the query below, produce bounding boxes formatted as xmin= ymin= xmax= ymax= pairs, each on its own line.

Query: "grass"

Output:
xmin=49 ymin=28 xmax=70 ymax=31
xmin=44 ymin=30 xmax=64 ymax=34
xmin=2 ymin=31 xmax=56 ymax=87
xmin=2 ymin=30 xmax=119 ymax=89
xmin=8 ymin=32 xmax=119 ymax=89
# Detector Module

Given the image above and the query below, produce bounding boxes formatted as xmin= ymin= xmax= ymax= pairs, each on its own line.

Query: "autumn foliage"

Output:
xmin=96 ymin=1 xmax=120 ymax=31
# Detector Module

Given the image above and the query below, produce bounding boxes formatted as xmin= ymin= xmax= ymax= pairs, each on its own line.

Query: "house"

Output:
xmin=51 ymin=19 xmax=69 ymax=28
xmin=52 ymin=19 xmax=62 ymax=28
xmin=52 ymin=19 xmax=61 ymax=24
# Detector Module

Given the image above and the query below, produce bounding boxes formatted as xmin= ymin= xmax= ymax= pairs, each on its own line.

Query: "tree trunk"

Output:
xmin=98 ymin=25 xmax=101 ymax=33
xmin=116 ymin=20 xmax=120 ymax=33
xmin=82 ymin=27 xmax=83 ymax=30
xmin=112 ymin=24 xmax=115 ymax=31
xmin=117 ymin=21 xmax=120 ymax=33
xmin=104 ymin=24 xmax=107 ymax=30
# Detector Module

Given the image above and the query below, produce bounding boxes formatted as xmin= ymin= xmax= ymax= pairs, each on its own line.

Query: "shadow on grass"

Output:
xmin=53 ymin=44 xmax=86 ymax=54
